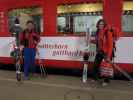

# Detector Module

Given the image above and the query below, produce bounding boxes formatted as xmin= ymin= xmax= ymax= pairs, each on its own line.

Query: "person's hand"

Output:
xmin=105 ymin=57 xmax=110 ymax=63
xmin=90 ymin=38 xmax=96 ymax=44
xmin=34 ymin=40 xmax=38 ymax=44
xmin=19 ymin=45 xmax=24 ymax=51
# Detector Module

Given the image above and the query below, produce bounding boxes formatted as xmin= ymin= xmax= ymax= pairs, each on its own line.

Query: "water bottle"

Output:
xmin=82 ymin=63 xmax=88 ymax=83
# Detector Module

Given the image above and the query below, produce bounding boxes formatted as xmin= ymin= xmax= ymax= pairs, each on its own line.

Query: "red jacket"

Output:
xmin=97 ymin=28 xmax=113 ymax=59
xmin=19 ymin=31 xmax=40 ymax=48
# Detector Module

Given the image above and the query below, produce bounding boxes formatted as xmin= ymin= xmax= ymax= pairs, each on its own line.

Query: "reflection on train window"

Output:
xmin=57 ymin=3 xmax=103 ymax=35
xmin=8 ymin=7 xmax=43 ymax=35
xmin=122 ymin=1 xmax=133 ymax=34
xmin=122 ymin=10 xmax=133 ymax=33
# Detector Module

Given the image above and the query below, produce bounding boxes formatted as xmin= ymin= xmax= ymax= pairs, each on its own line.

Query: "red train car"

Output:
xmin=0 ymin=0 xmax=133 ymax=73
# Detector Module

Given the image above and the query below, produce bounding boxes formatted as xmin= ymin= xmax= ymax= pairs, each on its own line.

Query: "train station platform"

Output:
xmin=0 ymin=70 xmax=133 ymax=100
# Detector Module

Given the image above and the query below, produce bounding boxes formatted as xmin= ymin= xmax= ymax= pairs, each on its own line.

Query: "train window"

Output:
xmin=8 ymin=6 xmax=43 ymax=35
xmin=122 ymin=1 xmax=133 ymax=34
xmin=57 ymin=3 xmax=103 ymax=35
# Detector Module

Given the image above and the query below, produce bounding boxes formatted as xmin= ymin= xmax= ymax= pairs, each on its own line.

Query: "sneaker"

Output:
xmin=102 ymin=82 xmax=108 ymax=86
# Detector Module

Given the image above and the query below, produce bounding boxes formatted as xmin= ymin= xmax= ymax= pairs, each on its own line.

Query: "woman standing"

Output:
xmin=92 ymin=19 xmax=113 ymax=86
xmin=19 ymin=20 xmax=40 ymax=80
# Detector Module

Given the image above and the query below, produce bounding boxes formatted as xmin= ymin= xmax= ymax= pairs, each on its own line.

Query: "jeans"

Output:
xmin=24 ymin=48 xmax=36 ymax=78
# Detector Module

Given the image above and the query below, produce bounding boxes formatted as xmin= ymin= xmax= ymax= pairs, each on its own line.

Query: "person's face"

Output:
xmin=27 ymin=23 xmax=34 ymax=31
xmin=98 ymin=21 xmax=105 ymax=30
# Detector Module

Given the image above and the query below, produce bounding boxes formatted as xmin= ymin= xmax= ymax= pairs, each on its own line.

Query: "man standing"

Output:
xmin=19 ymin=20 xmax=40 ymax=80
